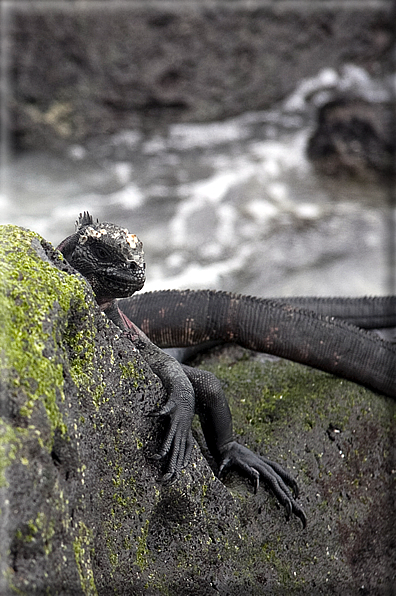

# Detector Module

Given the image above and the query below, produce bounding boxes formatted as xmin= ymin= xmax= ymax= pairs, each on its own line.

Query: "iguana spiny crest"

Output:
xmin=57 ymin=211 xmax=145 ymax=306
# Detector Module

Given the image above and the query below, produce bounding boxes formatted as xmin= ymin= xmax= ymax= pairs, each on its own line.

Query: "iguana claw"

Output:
xmin=218 ymin=441 xmax=306 ymax=528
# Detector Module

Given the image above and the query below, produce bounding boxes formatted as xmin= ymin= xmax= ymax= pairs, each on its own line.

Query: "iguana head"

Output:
xmin=57 ymin=212 xmax=145 ymax=306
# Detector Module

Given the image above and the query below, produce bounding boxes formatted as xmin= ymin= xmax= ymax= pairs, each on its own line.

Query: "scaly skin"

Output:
xmin=119 ymin=290 xmax=396 ymax=398
xmin=57 ymin=212 xmax=396 ymax=527
xmin=58 ymin=213 xmax=196 ymax=486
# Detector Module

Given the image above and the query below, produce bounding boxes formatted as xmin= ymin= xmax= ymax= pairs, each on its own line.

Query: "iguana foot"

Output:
xmin=218 ymin=442 xmax=306 ymax=528
xmin=150 ymin=395 xmax=194 ymax=483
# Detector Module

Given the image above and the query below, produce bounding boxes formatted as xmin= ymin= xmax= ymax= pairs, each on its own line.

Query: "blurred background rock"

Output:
xmin=1 ymin=0 xmax=395 ymax=295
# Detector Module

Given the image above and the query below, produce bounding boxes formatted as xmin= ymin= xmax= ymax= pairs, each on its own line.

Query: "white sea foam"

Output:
xmin=113 ymin=162 xmax=133 ymax=185
xmin=109 ymin=129 xmax=142 ymax=148
xmin=144 ymin=242 xmax=253 ymax=292
xmin=1 ymin=64 xmax=391 ymax=297
xmin=108 ymin=183 xmax=144 ymax=209
xmin=283 ymin=64 xmax=394 ymax=114
xmin=168 ymin=119 xmax=250 ymax=150
xmin=0 ymin=193 xmax=10 ymax=210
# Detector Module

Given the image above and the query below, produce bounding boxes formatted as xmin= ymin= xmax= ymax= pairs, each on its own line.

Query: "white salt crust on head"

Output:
xmin=78 ymin=223 xmax=144 ymax=267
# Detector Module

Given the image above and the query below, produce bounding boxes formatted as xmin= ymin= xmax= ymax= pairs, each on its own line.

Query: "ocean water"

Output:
xmin=1 ymin=65 xmax=394 ymax=298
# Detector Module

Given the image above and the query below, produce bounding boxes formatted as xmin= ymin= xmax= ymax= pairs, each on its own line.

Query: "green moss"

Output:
xmin=12 ymin=510 xmax=56 ymax=563
xmin=260 ymin=540 xmax=306 ymax=588
xmin=193 ymin=347 xmax=396 ymax=588
xmin=0 ymin=226 xmax=93 ymax=447
xmin=119 ymin=361 xmax=146 ymax=388
xmin=0 ymin=420 xmax=28 ymax=487
xmin=2 ymin=567 xmax=26 ymax=596
xmin=200 ymin=355 xmax=381 ymax=448
xmin=73 ymin=521 xmax=98 ymax=596
xmin=25 ymin=512 xmax=56 ymax=556
xmin=135 ymin=519 xmax=150 ymax=572
xmin=64 ymin=316 xmax=105 ymax=411
xmin=101 ymin=431 xmax=152 ymax=577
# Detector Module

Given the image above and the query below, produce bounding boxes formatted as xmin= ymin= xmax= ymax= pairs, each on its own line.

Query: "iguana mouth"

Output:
xmin=102 ymin=267 xmax=145 ymax=296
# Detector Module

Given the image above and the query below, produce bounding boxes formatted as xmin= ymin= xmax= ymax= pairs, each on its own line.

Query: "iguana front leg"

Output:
xmin=107 ymin=300 xmax=306 ymax=525
xmin=105 ymin=301 xmax=195 ymax=481
xmin=182 ymin=366 xmax=307 ymax=527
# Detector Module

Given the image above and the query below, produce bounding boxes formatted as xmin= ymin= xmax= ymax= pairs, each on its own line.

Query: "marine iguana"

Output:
xmin=57 ymin=212 xmax=396 ymax=528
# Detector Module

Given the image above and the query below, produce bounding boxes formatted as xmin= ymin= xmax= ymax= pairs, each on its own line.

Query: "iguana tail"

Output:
xmin=271 ymin=295 xmax=396 ymax=329
xmin=118 ymin=290 xmax=396 ymax=398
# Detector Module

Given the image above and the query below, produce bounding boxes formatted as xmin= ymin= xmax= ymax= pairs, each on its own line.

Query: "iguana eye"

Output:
xmin=91 ymin=244 xmax=113 ymax=262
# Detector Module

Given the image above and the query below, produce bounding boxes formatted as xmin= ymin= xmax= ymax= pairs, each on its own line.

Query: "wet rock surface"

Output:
xmin=194 ymin=345 xmax=396 ymax=595
xmin=0 ymin=226 xmax=395 ymax=595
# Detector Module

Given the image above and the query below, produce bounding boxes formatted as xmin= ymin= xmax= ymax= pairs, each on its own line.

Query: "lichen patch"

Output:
xmin=78 ymin=226 xmax=108 ymax=245
xmin=0 ymin=225 xmax=92 ymax=446
xmin=125 ymin=233 xmax=139 ymax=249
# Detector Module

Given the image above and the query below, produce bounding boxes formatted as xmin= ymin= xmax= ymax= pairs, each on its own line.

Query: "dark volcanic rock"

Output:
xmin=307 ymin=98 xmax=395 ymax=180
xmin=0 ymin=226 xmax=242 ymax=595
xmin=0 ymin=225 xmax=395 ymax=594
xmin=6 ymin=2 xmax=394 ymax=149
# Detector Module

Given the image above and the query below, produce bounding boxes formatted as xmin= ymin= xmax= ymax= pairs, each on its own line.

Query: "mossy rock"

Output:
xmin=0 ymin=225 xmax=394 ymax=595
xmin=194 ymin=346 xmax=396 ymax=594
